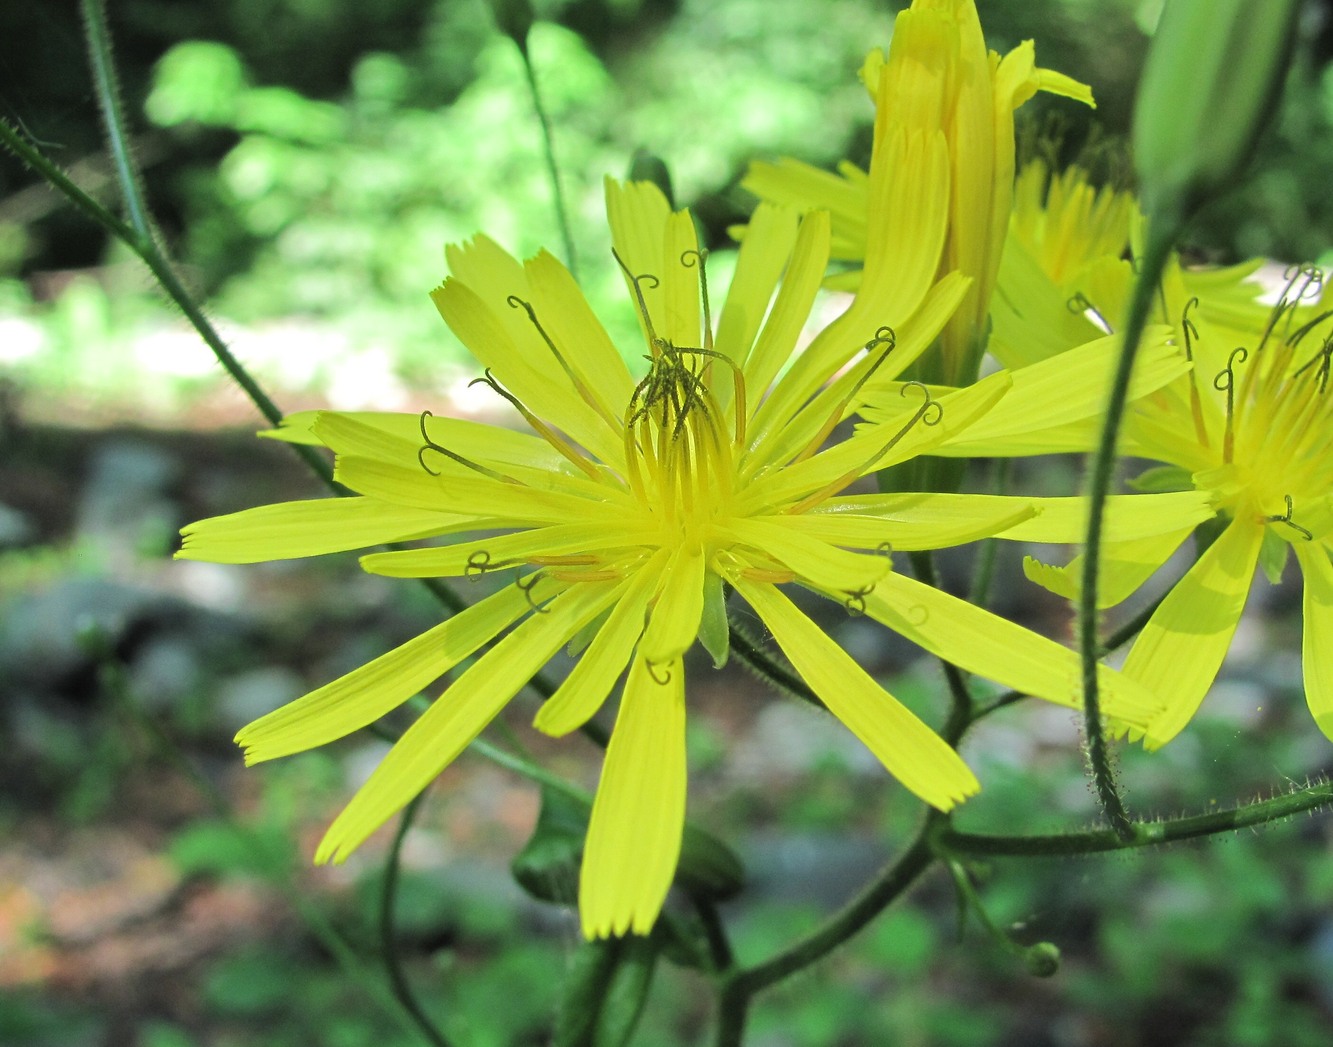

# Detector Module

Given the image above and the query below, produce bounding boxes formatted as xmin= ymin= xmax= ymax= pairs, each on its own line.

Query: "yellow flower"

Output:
xmin=741 ymin=0 xmax=1092 ymax=384
xmin=930 ymin=157 xmax=1333 ymax=746
xmin=991 ymin=158 xmax=1279 ymax=371
xmin=1114 ymin=269 xmax=1333 ymax=747
xmin=179 ymin=178 xmax=1163 ymax=939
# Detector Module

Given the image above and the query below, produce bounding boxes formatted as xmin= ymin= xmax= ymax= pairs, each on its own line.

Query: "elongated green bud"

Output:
xmin=1133 ymin=0 xmax=1300 ymax=222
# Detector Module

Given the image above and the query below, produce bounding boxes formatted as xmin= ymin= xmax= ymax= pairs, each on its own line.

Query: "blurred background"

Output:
xmin=3 ymin=1 xmax=1333 ymax=1044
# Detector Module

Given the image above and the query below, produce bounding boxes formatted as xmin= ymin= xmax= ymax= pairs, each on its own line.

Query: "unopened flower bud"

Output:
xmin=1133 ymin=0 xmax=1301 ymax=222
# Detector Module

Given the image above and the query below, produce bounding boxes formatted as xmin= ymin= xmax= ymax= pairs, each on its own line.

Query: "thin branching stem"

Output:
xmin=518 ymin=39 xmax=578 ymax=280
xmin=380 ymin=792 xmax=454 ymax=1047
xmin=908 ymin=551 xmax=974 ymax=740
xmin=1077 ymin=222 xmax=1178 ymax=841
xmin=714 ymin=823 xmax=938 ymax=1047
xmin=936 ymin=781 xmax=1333 ymax=856
xmin=80 ymin=0 xmax=153 ymax=244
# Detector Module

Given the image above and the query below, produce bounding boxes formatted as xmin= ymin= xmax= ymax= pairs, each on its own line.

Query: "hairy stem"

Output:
xmin=1076 ymin=222 xmax=1178 ymax=841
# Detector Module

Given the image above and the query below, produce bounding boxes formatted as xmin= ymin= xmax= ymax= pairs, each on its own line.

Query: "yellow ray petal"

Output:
xmin=996 ymin=491 xmax=1216 ymax=544
xmin=713 ymin=202 xmax=799 ymax=370
xmin=359 ymin=521 xmax=653 ymax=578
xmin=579 ymin=653 xmax=687 ymax=938
xmin=431 ymin=274 xmax=624 ymax=465
xmin=662 ymin=209 xmax=702 ymax=349
xmin=334 ymin=456 xmax=601 ymax=524
xmin=178 ymin=498 xmax=481 ymax=564
xmin=749 ymin=268 xmax=970 ymax=466
xmin=739 ymin=159 xmax=867 ymax=259
xmin=314 ymin=579 xmax=624 ymax=864
xmin=637 ymin=543 xmax=706 ymax=664
xmin=237 ymin=578 xmax=558 ymax=764
xmin=921 ymin=327 xmax=1189 ymax=456
xmin=796 ymin=494 xmax=1035 ymax=551
xmin=745 ymin=371 xmax=1010 ymax=512
xmin=534 ymin=552 xmax=668 ymax=736
xmin=862 ymin=571 xmax=1163 ymax=728
xmin=733 ymin=577 xmax=979 ymax=810
xmin=524 ymin=249 xmax=635 ymax=422
xmin=724 ymin=517 xmax=891 ymax=593
xmin=273 ymin=410 xmax=575 ymax=473
xmin=1124 ymin=519 xmax=1264 ymax=749
xmin=739 ymin=209 xmax=832 ymax=405
xmin=1022 ymin=526 xmax=1197 ymax=609
xmin=1294 ymin=542 xmax=1333 ymax=740
xmin=605 ymin=178 xmax=674 ymax=345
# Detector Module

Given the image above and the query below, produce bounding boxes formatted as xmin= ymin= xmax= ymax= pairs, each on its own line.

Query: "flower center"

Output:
xmin=623 ymin=349 xmax=737 ymax=543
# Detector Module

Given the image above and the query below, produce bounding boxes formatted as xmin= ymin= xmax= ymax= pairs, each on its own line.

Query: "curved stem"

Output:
xmin=518 ymin=38 xmax=578 ymax=281
xmin=937 ymin=780 xmax=1333 ymax=857
xmin=1076 ymin=223 xmax=1178 ymax=841
xmin=380 ymin=792 xmax=454 ymax=1047
xmin=80 ymin=0 xmax=153 ymax=244
xmin=727 ymin=614 xmax=824 ymax=710
xmin=714 ymin=822 xmax=937 ymax=1046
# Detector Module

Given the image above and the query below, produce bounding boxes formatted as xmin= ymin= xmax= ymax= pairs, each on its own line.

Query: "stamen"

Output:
xmin=1264 ymin=494 xmax=1314 ymax=541
xmin=1067 ymin=291 xmax=1112 ymax=333
xmin=506 ymin=295 xmax=619 ymax=431
xmin=646 ymin=660 xmax=673 ymax=685
xmin=1289 ymin=319 xmax=1333 ymax=394
xmin=418 ymin=410 xmax=520 ymax=483
xmin=469 ymin=371 xmax=602 ymax=480
xmin=790 ymin=326 xmax=897 ymax=466
xmin=1257 ymin=263 xmax=1325 ymax=355
xmin=613 ymin=249 xmax=667 ymax=359
xmin=466 ymin=550 xmax=498 ymax=578
xmin=784 ymin=382 xmax=942 ymax=515
xmin=1179 ymin=298 xmax=1211 ymax=447
xmin=1213 ymin=347 xmax=1248 ymax=463
xmin=516 ymin=570 xmax=551 ymax=612
xmin=680 ymin=249 xmax=714 ymax=351
xmin=842 ymin=586 xmax=872 ymax=616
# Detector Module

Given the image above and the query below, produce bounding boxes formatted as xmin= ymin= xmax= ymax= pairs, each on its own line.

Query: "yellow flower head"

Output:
xmin=1110 ymin=268 xmax=1333 ymax=747
xmin=742 ymin=0 xmax=1092 ymax=384
xmin=180 ymin=179 xmax=1163 ymax=939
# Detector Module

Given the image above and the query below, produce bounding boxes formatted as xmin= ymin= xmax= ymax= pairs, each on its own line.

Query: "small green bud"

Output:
xmin=677 ymin=822 xmax=746 ymax=901
xmin=486 ymin=0 xmax=535 ymax=51
xmin=1023 ymin=941 xmax=1061 ymax=978
xmin=1133 ymin=0 xmax=1301 ymax=222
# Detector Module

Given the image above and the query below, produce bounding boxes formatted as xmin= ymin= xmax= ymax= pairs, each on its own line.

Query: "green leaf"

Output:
xmin=554 ymin=935 xmax=659 ymax=1047
xmin=697 ymin=570 xmax=730 ymax=668
xmin=1258 ymin=526 xmax=1290 ymax=584
xmin=510 ymin=786 xmax=586 ymax=906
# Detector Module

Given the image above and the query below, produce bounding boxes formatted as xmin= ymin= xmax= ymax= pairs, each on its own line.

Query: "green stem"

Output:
xmin=907 ymin=551 xmax=973 ymax=741
xmin=80 ymin=0 xmax=153 ymax=244
xmin=380 ymin=792 xmax=454 ymax=1047
xmin=966 ymin=458 xmax=1011 ymax=611
xmin=727 ymin=613 xmax=824 ymax=709
xmin=518 ymin=39 xmax=578 ymax=280
xmin=936 ymin=780 xmax=1333 ymax=856
xmin=1076 ymin=221 xmax=1178 ymax=841
xmin=0 ymin=119 xmax=335 ymax=486
xmin=714 ymin=824 xmax=937 ymax=1046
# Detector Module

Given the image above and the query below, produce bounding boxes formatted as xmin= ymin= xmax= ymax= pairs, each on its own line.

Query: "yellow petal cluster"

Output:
xmin=742 ymin=0 xmax=1093 ymax=384
xmin=180 ymin=175 xmax=1164 ymax=939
